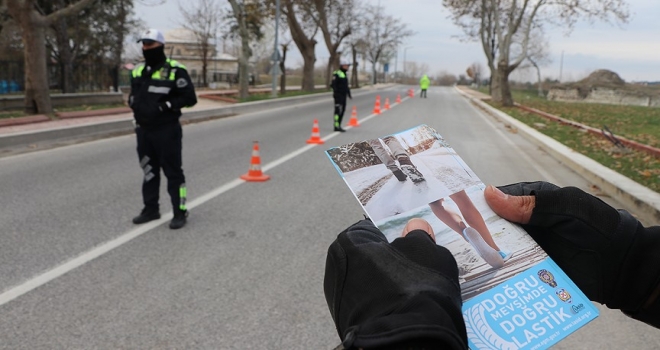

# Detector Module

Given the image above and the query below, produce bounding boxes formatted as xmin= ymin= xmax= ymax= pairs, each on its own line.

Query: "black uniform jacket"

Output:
xmin=129 ymin=59 xmax=197 ymax=129
xmin=331 ymin=69 xmax=351 ymax=100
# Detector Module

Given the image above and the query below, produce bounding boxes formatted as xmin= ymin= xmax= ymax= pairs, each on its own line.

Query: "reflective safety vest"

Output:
xmin=131 ymin=59 xmax=186 ymax=80
xmin=334 ymin=70 xmax=346 ymax=79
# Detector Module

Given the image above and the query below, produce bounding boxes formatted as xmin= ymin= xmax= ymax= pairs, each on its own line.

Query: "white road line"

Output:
xmin=0 ymin=97 xmax=406 ymax=307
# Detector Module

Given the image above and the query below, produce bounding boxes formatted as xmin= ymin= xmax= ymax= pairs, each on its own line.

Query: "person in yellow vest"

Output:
xmin=419 ymin=74 xmax=430 ymax=98
xmin=330 ymin=61 xmax=352 ymax=132
xmin=129 ymin=29 xmax=197 ymax=229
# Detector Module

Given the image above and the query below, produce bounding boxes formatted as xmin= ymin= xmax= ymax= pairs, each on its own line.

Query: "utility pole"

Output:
xmin=403 ymin=46 xmax=413 ymax=83
xmin=394 ymin=49 xmax=398 ymax=83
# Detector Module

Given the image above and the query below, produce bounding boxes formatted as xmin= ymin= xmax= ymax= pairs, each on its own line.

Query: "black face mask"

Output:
xmin=142 ymin=45 xmax=166 ymax=67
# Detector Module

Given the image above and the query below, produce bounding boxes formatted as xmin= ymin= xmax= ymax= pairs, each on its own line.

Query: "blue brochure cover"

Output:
xmin=325 ymin=124 xmax=599 ymax=350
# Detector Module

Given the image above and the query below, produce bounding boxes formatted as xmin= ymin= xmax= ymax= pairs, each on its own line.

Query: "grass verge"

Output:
xmin=478 ymin=88 xmax=660 ymax=192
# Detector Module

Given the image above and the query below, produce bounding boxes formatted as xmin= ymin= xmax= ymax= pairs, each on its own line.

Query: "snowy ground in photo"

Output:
xmin=341 ymin=143 xmax=482 ymax=222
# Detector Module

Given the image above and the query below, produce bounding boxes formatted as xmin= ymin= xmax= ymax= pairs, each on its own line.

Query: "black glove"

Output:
xmin=498 ymin=181 xmax=660 ymax=327
xmin=324 ymin=219 xmax=468 ymax=349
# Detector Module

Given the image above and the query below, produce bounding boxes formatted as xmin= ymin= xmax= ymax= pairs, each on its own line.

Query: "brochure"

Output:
xmin=325 ymin=124 xmax=599 ymax=350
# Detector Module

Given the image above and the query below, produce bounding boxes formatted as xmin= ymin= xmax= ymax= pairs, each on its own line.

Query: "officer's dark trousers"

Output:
xmin=333 ymin=95 xmax=347 ymax=128
xmin=135 ymin=122 xmax=185 ymax=213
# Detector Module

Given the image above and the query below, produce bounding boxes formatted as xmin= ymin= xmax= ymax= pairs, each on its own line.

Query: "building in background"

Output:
xmin=164 ymin=28 xmax=238 ymax=88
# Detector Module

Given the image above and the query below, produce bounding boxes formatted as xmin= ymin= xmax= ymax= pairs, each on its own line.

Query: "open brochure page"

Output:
xmin=325 ymin=124 xmax=598 ymax=350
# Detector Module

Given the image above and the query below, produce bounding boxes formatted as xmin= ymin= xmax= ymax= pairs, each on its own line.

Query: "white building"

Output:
xmin=164 ymin=28 xmax=238 ymax=87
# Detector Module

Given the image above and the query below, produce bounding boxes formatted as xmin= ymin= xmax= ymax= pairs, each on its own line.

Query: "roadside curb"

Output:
xmin=56 ymin=107 xmax=132 ymax=119
xmin=0 ymin=114 xmax=50 ymax=127
xmin=455 ymin=86 xmax=660 ymax=225
xmin=0 ymin=90 xmax=337 ymax=152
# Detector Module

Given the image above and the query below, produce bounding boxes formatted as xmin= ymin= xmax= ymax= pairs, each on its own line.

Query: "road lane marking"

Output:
xmin=0 ymin=98 xmax=406 ymax=307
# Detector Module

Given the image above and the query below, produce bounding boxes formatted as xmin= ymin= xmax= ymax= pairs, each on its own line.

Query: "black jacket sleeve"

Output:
xmin=169 ymin=67 xmax=197 ymax=110
xmin=330 ymin=72 xmax=337 ymax=92
xmin=498 ymin=181 xmax=660 ymax=329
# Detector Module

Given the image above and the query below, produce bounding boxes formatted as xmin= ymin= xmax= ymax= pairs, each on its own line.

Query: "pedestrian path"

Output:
xmin=0 ymin=92 xmax=230 ymax=137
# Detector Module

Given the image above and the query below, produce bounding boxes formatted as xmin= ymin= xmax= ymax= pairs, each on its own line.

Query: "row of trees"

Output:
xmin=179 ymin=0 xmax=414 ymax=99
xmin=1 ymin=0 xmax=414 ymax=115
xmin=443 ymin=0 xmax=630 ymax=106
xmin=2 ymin=0 xmax=631 ymax=114
xmin=2 ymin=0 xmax=141 ymax=114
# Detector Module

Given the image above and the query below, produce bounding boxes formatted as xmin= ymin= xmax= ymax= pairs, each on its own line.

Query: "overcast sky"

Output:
xmin=133 ymin=0 xmax=660 ymax=82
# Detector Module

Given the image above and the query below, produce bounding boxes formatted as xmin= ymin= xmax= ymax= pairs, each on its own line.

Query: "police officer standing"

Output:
xmin=129 ymin=29 xmax=197 ymax=229
xmin=331 ymin=61 xmax=352 ymax=132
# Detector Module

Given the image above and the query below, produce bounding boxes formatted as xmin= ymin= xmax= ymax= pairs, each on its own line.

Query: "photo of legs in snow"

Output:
xmin=326 ymin=124 xmax=481 ymax=222
xmin=325 ymin=125 xmax=548 ymax=300
xmin=374 ymin=184 xmax=547 ymax=301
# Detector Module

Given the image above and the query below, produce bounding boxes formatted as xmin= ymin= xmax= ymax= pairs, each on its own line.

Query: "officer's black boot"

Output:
xmin=169 ymin=209 xmax=188 ymax=230
xmin=133 ymin=208 xmax=161 ymax=224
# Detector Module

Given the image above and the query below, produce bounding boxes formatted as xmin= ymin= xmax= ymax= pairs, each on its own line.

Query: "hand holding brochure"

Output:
xmin=325 ymin=124 xmax=598 ymax=350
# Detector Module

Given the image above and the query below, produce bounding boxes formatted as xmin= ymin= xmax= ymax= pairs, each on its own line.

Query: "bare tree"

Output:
xmin=466 ymin=62 xmax=483 ymax=86
xmin=523 ymin=30 xmax=551 ymax=97
xmin=44 ymin=0 xmax=83 ymax=94
xmin=5 ymin=0 xmax=96 ymax=115
xmin=280 ymin=0 xmax=319 ymax=91
xmin=344 ymin=22 xmax=367 ymax=88
xmin=178 ymin=0 xmax=224 ymax=88
xmin=443 ymin=0 xmax=629 ymax=106
xmin=302 ymin=0 xmax=359 ymax=88
xmin=435 ymin=70 xmax=457 ymax=86
xmin=227 ymin=0 xmax=265 ymax=98
xmin=279 ymin=40 xmax=290 ymax=93
xmin=44 ymin=0 xmax=138 ymax=93
xmin=362 ymin=3 xmax=413 ymax=85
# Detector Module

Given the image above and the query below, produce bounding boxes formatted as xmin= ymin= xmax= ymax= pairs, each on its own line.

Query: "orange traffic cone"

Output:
xmin=396 ymin=94 xmax=401 ymax=103
xmin=348 ymin=106 xmax=359 ymax=127
xmin=408 ymin=88 xmax=414 ymax=98
xmin=385 ymin=97 xmax=390 ymax=109
xmin=240 ymin=141 xmax=270 ymax=182
xmin=373 ymin=96 xmax=381 ymax=114
xmin=306 ymin=119 xmax=325 ymax=144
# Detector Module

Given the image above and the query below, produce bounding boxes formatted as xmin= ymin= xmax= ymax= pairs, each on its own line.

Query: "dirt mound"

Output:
xmin=578 ymin=69 xmax=625 ymax=87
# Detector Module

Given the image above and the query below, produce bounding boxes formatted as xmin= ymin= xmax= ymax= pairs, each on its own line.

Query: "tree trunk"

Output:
xmin=23 ymin=20 xmax=52 ymax=115
xmin=325 ymin=53 xmax=335 ymax=89
xmin=351 ymin=46 xmax=359 ymax=88
xmin=491 ymin=61 xmax=514 ymax=106
xmin=489 ymin=67 xmax=502 ymax=102
xmin=238 ymin=41 xmax=251 ymax=99
xmin=532 ymin=62 xmax=544 ymax=97
xmin=7 ymin=0 xmax=96 ymax=115
xmin=300 ymin=44 xmax=316 ymax=91
xmin=282 ymin=0 xmax=317 ymax=92
xmin=279 ymin=44 xmax=287 ymax=94
xmin=53 ymin=17 xmax=76 ymax=93
xmin=371 ymin=62 xmax=377 ymax=85
xmin=112 ymin=0 xmax=127 ymax=93
xmin=202 ymin=57 xmax=208 ymax=88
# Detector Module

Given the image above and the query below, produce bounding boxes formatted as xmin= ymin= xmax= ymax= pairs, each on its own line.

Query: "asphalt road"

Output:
xmin=1 ymin=86 xmax=659 ymax=349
